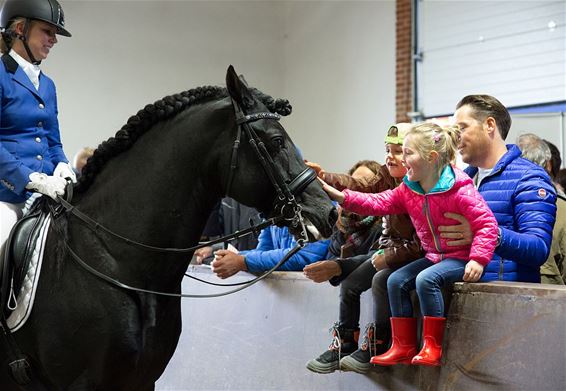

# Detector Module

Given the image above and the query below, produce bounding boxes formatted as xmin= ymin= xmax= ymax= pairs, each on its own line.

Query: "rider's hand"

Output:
xmin=303 ymin=260 xmax=341 ymax=283
xmin=194 ymin=246 xmax=213 ymax=264
xmin=53 ymin=162 xmax=77 ymax=183
xmin=25 ymin=172 xmax=67 ymax=200
xmin=304 ymin=160 xmax=324 ymax=177
xmin=463 ymin=260 xmax=484 ymax=282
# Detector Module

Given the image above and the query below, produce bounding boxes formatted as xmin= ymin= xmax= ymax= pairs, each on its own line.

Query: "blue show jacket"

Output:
xmin=466 ymin=145 xmax=556 ymax=283
xmin=241 ymin=225 xmax=330 ymax=272
xmin=0 ymin=54 xmax=68 ymax=203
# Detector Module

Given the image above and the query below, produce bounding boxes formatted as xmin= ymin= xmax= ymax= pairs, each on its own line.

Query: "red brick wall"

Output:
xmin=396 ymin=0 xmax=413 ymax=123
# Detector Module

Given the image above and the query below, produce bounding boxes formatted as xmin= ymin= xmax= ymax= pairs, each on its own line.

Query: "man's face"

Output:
xmin=453 ymin=105 xmax=490 ymax=167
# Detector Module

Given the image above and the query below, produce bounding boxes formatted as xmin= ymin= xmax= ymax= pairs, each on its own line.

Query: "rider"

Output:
xmin=0 ymin=0 xmax=75 ymax=247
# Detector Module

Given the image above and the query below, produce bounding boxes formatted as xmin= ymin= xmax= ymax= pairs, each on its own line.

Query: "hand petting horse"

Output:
xmin=0 ymin=66 xmax=336 ymax=390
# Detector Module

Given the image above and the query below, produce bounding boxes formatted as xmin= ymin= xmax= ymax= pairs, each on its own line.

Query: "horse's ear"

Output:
xmin=226 ymin=65 xmax=254 ymax=108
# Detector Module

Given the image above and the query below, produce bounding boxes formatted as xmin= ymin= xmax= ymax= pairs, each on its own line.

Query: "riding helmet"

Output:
xmin=0 ymin=0 xmax=71 ymax=37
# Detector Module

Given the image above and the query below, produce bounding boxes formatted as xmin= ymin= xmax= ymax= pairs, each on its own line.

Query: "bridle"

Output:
xmin=53 ymin=94 xmax=318 ymax=298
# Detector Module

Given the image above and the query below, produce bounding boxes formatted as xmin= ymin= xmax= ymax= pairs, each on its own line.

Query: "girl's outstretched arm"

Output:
xmin=318 ymin=177 xmax=345 ymax=203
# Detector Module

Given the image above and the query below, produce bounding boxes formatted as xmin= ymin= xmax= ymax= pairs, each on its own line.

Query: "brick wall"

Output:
xmin=396 ymin=0 xmax=413 ymax=123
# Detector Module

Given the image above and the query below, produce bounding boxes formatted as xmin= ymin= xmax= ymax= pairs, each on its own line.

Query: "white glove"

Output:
xmin=25 ymin=172 xmax=67 ymax=200
xmin=53 ymin=161 xmax=77 ymax=183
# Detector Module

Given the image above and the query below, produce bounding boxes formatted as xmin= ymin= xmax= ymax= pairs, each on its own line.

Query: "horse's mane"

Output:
xmin=76 ymin=85 xmax=292 ymax=193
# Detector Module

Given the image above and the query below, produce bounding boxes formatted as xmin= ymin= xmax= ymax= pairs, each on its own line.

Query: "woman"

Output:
xmin=0 ymin=0 xmax=75 ymax=246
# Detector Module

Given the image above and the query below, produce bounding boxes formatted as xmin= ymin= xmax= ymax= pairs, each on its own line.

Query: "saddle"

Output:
xmin=0 ymin=197 xmax=49 ymax=318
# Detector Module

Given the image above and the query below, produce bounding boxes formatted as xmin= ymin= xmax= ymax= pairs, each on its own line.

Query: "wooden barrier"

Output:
xmin=156 ymin=267 xmax=566 ymax=391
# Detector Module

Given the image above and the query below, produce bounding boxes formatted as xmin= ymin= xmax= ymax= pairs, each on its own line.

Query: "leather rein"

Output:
xmin=52 ymin=97 xmax=318 ymax=298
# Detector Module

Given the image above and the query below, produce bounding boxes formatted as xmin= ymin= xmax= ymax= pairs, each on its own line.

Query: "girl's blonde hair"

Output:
xmin=0 ymin=17 xmax=25 ymax=54
xmin=406 ymin=122 xmax=461 ymax=176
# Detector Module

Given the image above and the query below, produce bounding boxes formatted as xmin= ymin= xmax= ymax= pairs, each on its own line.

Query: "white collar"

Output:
xmin=9 ymin=49 xmax=41 ymax=89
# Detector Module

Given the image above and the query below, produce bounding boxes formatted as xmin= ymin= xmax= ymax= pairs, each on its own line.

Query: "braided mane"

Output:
xmin=76 ymin=85 xmax=292 ymax=193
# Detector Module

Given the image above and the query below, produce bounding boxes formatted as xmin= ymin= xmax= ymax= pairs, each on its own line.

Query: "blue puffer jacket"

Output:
xmin=465 ymin=145 xmax=556 ymax=282
xmin=241 ymin=225 xmax=330 ymax=272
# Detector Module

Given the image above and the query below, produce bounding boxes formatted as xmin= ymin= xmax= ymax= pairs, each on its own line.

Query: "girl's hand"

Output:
xmin=317 ymin=177 xmax=345 ymax=203
xmin=304 ymin=160 xmax=325 ymax=177
xmin=463 ymin=260 xmax=484 ymax=282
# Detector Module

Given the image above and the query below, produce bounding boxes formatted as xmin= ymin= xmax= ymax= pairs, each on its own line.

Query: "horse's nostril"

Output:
xmin=328 ymin=208 xmax=338 ymax=227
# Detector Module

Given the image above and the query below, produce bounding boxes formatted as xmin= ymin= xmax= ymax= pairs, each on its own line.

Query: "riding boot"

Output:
xmin=411 ymin=316 xmax=446 ymax=366
xmin=306 ymin=323 xmax=359 ymax=374
xmin=340 ymin=322 xmax=391 ymax=374
xmin=370 ymin=317 xmax=417 ymax=366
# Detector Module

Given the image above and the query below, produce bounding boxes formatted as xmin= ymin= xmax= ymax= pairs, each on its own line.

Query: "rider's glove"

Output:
xmin=25 ymin=172 xmax=67 ymax=200
xmin=53 ymin=162 xmax=77 ymax=183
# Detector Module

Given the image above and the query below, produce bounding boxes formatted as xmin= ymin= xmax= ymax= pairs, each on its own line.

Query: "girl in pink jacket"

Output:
xmin=320 ymin=122 xmax=498 ymax=367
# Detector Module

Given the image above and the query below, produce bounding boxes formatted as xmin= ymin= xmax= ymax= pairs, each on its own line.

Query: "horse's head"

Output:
xmin=221 ymin=65 xmax=336 ymax=240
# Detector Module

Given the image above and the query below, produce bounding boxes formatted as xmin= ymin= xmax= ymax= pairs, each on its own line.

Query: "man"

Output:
xmin=516 ymin=133 xmax=565 ymax=285
xmin=210 ymin=225 xmax=330 ymax=279
xmin=440 ymin=95 xmax=556 ymax=282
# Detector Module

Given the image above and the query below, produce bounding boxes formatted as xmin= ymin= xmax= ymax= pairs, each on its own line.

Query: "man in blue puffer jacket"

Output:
xmin=442 ymin=94 xmax=556 ymax=283
xmin=210 ymin=225 xmax=330 ymax=279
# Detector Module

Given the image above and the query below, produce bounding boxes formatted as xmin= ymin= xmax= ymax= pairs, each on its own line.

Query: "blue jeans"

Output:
xmin=387 ymin=257 xmax=467 ymax=317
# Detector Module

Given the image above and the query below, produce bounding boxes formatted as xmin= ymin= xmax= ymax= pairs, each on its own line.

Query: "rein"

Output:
xmin=51 ymin=97 xmax=316 ymax=298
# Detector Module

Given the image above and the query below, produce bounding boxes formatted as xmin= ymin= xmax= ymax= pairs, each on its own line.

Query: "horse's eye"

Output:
xmin=271 ymin=137 xmax=285 ymax=149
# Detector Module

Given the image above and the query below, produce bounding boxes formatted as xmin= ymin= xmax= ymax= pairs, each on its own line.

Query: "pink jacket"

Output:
xmin=342 ymin=165 xmax=498 ymax=266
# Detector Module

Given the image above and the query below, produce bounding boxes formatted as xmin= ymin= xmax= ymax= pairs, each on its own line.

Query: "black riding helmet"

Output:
xmin=0 ymin=0 xmax=71 ymax=37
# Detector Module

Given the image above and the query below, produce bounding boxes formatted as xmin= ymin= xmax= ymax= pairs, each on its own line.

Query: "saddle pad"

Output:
xmin=7 ymin=215 xmax=51 ymax=332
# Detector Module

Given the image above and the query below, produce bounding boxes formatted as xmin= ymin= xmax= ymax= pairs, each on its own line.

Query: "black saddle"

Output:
xmin=0 ymin=198 xmax=49 ymax=318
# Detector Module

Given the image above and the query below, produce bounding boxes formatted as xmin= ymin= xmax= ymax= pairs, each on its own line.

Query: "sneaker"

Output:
xmin=340 ymin=322 xmax=390 ymax=374
xmin=306 ymin=323 xmax=359 ymax=374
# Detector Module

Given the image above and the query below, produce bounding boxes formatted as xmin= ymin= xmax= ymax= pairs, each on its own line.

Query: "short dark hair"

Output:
xmin=348 ymin=160 xmax=381 ymax=176
xmin=456 ymin=95 xmax=512 ymax=140
xmin=543 ymin=139 xmax=562 ymax=180
xmin=558 ymin=168 xmax=566 ymax=194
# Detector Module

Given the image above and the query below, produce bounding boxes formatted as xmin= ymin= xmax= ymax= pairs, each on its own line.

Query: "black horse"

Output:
xmin=0 ymin=66 xmax=336 ymax=390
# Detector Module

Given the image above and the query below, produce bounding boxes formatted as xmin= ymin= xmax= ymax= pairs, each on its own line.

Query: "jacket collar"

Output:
xmin=403 ymin=165 xmax=455 ymax=194
xmin=1 ymin=54 xmax=45 ymax=103
xmin=465 ymin=144 xmax=522 ymax=179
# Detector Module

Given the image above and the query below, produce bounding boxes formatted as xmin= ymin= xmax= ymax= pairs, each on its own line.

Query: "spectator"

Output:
xmin=542 ymin=138 xmax=565 ymax=197
xmin=441 ymin=95 xmax=556 ymax=284
xmin=0 ymin=0 xmax=74 ymax=248
xmin=321 ymin=122 xmax=499 ymax=367
xmin=210 ymin=224 xmax=330 ymax=279
xmin=326 ymin=160 xmax=384 ymax=260
xmin=558 ymin=168 xmax=566 ymax=196
xmin=304 ymin=123 xmax=423 ymax=374
xmin=517 ymin=133 xmax=565 ymax=285
xmin=194 ymin=198 xmax=262 ymax=264
xmin=72 ymin=146 xmax=95 ymax=178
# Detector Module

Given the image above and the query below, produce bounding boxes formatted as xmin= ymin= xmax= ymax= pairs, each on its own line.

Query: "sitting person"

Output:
xmin=321 ymin=122 xmax=499 ymax=367
xmin=517 ymin=133 xmax=565 ymax=285
xmin=72 ymin=146 xmax=95 ymax=178
xmin=304 ymin=123 xmax=423 ymax=374
xmin=210 ymin=224 xmax=330 ymax=279
xmin=326 ymin=160 xmax=384 ymax=260
xmin=194 ymin=197 xmax=262 ymax=264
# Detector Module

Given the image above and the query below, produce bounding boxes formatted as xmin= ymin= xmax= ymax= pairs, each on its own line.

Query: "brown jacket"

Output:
xmin=322 ymin=164 xmax=423 ymax=270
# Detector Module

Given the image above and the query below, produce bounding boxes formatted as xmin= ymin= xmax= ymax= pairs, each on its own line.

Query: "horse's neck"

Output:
xmin=76 ymin=118 xmax=225 ymax=254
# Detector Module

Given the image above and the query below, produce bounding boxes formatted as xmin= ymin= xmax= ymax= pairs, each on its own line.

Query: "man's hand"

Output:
xmin=303 ymin=260 xmax=341 ymax=283
xmin=193 ymin=246 xmax=213 ymax=264
xmin=438 ymin=212 xmax=473 ymax=247
xmin=463 ymin=260 xmax=484 ymax=282
xmin=211 ymin=249 xmax=247 ymax=279
xmin=304 ymin=160 xmax=324 ymax=177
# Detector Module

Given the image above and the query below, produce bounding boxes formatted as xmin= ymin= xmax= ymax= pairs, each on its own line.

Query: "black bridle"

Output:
xmin=53 ymin=96 xmax=318 ymax=298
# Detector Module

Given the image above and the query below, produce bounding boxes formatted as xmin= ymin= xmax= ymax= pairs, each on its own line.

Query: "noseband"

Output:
xmin=51 ymin=96 xmax=319 ymax=298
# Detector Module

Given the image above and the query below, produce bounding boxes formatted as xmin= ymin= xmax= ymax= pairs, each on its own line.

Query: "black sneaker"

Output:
xmin=340 ymin=322 xmax=390 ymax=374
xmin=306 ymin=323 xmax=359 ymax=374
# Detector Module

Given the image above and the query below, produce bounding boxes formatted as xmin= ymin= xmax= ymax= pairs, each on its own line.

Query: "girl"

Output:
xmin=320 ymin=122 xmax=498 ymax=367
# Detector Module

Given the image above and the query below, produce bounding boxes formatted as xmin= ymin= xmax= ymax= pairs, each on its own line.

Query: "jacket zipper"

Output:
xmin=424 ymin=196 xmax=443 ymax=260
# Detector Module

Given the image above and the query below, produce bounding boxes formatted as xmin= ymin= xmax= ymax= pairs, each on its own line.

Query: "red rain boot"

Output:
xmin=370 ymin=317 xmax=417 ymax=366
xmin=411 ymin=316 xmax=446 ymax=367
